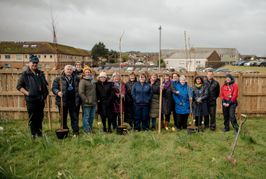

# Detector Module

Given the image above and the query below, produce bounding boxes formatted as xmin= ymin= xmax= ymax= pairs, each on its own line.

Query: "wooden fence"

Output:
xmin=0 ymin=69 xmax=265 ymax=122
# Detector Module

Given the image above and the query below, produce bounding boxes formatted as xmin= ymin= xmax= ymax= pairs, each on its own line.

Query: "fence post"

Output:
xmin=45 ymin=71 xmax=52 ymax=130
xmin=237 ymin=72 xmax=243 ymax=119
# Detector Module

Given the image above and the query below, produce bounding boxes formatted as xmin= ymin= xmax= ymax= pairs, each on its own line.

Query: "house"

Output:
xmin=0 ymin=41 xmax=91 ymax=69
xmin=192 ymin=47 xmax=240 ymax=64
xmin=163 ymin=48 xmax=223 ymax=71
xmin=162 ymin=47 xmax=240 ymax=65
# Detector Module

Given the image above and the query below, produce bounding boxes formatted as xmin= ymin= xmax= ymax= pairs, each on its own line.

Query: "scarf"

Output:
xmin=83 ymin=75 xmax=94 ymax=80
xmin=195 ymin=83 xmax=202 ymax=88
xmin=163 ymin=80 xmax=171 ymax=89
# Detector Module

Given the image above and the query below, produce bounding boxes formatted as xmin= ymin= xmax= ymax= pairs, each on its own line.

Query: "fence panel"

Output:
xmin=0 ymin=69 xmax=265 ymax=120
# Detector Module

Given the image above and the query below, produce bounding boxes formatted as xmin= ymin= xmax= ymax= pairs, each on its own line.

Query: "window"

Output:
xmin=44 ymin=55 xmax=46 ymax=58
xmin=50 ymin=55 xmax=53 ymax=58
xmin=38 ymin=55 xmax=41 ymax=58
xmin=5 ymin=55 xmax=11 ymax=59
xmin=25 ymin=55 xmax=28 ymax=58
xmin=16 ymin=54 xmax=22 ymax=60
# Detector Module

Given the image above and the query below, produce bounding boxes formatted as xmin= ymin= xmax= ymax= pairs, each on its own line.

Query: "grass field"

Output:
xmin=221 ymin=65 xmax=266 ymax=73
xmin=0 ymin=117 xmax=266 ymax=179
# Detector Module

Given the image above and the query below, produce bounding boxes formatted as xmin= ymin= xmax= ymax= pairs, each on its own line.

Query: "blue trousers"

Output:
xmin=82 ymin=105 xmax=96 ymax=133
xmin=134 ymin=104 xmax=149 ymax=131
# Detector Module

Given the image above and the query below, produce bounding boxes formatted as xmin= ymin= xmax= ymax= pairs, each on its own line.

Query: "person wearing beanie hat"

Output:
xmin=98 ymin=71 xmax=108 ymax=78
xmin=96 ymin=71 xmax=114 ymax=132
xmin=16 ymin=54 xmax=48 ymax=138
xmin=221 ymin=74 xmax=239 ymax=133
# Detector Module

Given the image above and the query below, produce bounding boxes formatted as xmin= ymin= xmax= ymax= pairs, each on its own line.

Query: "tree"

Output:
xmin=108 ymin=50 xmax=119 ymax=63
xmin=91 ymin=42 xmax=109 ymax=61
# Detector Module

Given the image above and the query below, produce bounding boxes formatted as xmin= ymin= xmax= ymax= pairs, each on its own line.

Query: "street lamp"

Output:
xmin=158 ymin=25 xmax=162 ymax=71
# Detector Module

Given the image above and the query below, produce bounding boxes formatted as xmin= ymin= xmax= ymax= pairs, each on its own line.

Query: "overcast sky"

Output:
xmin=0 ymin=0 xmax=265 ymax=56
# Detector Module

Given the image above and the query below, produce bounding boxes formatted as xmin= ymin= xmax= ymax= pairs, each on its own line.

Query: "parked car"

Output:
xmin=215 ymin=68 xmax=232 ymax=73
xmin=233 ymin=60 xmax=247 ymax=66
xmin=244 ymin=61 xmax=257 ymax=66
xmin=259 ymin=61 xmax=266 ymax=67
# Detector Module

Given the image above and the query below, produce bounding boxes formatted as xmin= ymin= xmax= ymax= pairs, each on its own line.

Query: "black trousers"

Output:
xmin=173 ymin=110 xmax=177 ymax=128
xmin=223 ymin=103 xmax=239 ymax=131
xmin=100 ymin=112 xmax=113 ymax=131
xmin=58 ymin=104 xmax=79 ymax=134
xmin=195 ymin=116 xmax=203 ymax=127
xmin=204 ymin=105 xmax=217 ymax=129
xmin=175 ymin=114 xmax=189 ymax=129
xmin=26 ymin=100 xmax=45 ymax=136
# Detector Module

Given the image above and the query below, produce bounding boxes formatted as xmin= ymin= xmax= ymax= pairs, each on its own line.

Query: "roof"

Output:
xmin=192 ymin=47 xmax=239 ymax=56
xmin=165 ymin=48 xmax=217 ymax=59
xmin=0 ymin=41 xmax=90 ymax=56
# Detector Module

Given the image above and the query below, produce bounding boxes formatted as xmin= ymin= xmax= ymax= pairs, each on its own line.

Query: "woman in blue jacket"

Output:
xmin=131 ymin=73 xmax=153 ymax=131
xmin=172 ymin=75 xmax=192 ymax=130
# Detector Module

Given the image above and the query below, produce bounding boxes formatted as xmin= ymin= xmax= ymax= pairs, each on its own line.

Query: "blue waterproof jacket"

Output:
xmin=131 ymin=82 xmax=152 ymax=105
xmin=172 ymin=82 xmax=192 ymax=114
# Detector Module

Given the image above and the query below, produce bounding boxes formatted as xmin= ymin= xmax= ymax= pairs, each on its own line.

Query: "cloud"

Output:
xmin=0 ymin=0 xmax=265 ymax=55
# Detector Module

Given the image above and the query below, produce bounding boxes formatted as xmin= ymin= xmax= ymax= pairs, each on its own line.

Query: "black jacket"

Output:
xmin=16 ymin=67 xmax=48 ymax=102
xmin=52 ymin=73 xmax=80 ymax=106
xmin=96 ymin=81 xmax=114 ymax=116
xmin=125 ymin=80 xmax=137 ymax=105
xmin=205 ymin=79 xmax=220 ymax=105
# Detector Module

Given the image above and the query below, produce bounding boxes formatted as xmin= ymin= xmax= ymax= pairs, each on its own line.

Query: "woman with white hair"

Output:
xmin=172 ymin=75 xmax=192 ymax=130
xmin=52 ymin=65 xmax=80 ymax=136
xmin=96 ymin=71 xmax=114 ymax=132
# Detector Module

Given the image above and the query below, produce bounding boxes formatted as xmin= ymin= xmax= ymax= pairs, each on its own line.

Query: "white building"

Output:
xmin=163 ymin=48 xmax=222 ymax=71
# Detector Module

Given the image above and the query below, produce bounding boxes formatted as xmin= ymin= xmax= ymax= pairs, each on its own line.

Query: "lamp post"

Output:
xmin=158 ymin=25 xmax=162 ymax=72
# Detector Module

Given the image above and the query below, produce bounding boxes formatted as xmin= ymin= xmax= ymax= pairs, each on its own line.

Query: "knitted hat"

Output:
xmin=98 ymin=71 xmax=107 ymax=78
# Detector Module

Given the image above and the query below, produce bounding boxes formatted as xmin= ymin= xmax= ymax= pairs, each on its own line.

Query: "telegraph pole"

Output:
xmin=158 ymin=25 xmax=162 ymax=71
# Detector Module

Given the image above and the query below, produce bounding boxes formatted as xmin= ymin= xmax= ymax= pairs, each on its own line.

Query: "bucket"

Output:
xmin=56 ymin=128 xmax=69 ymax=139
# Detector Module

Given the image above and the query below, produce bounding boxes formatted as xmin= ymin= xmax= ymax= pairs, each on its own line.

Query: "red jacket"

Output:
xmin=220 ymin=82 xmax=238 ymax=103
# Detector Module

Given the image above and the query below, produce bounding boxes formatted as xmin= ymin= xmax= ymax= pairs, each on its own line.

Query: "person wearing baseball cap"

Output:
xmin=16 ymin=54 xmax=48 ymax=138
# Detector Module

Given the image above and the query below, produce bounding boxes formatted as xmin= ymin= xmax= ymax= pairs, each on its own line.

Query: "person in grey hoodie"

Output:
xmin=79 ymin=66 xmax=97 ymax=133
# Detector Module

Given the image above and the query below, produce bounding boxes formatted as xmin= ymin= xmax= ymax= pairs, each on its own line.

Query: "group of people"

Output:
xmin=17 ymin=55 xmax=239 ymax=138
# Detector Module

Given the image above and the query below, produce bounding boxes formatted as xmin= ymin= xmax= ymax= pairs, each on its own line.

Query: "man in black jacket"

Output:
xmin=204 ymin=71 xmax=220 ymax=130
xmin=52 ymin=65 xmax=80 ymax=136
xmin=16 ymin=55 xmax=48 ymax=138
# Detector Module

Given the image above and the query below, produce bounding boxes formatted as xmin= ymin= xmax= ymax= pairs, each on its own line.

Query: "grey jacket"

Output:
xmin=79 ymin=78 xmax=97 ymax=106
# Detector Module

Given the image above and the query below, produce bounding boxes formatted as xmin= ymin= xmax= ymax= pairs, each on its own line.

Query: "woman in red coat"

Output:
xmin=220 ymin=74 xmax=239 ymax=133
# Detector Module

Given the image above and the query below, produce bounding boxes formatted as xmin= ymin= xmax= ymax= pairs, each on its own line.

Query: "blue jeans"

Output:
xmin=134 ymin=104 xmax=149 ymax=131
xmin=83 ymin=105 xmax=96 ymax=133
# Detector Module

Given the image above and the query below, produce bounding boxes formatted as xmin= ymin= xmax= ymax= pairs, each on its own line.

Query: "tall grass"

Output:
xmin=0 ymin=118 xmax=265 ymax=178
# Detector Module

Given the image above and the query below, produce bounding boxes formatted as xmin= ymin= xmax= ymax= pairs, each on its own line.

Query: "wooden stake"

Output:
xmin=158 ymin=77 xmax=163 ymax=134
